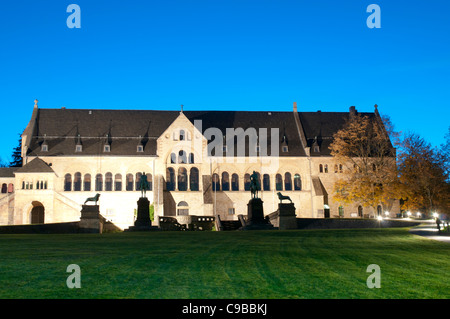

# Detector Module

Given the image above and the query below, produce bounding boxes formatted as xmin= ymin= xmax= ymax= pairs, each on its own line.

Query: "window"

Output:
xmin=126 ymin=174 xmax=133 ymax=191
xmin=105 ymin=173 xmax=113 ymax=191
xmin=115 ymin=174 xmax=122 ymax=191
xmin=104 ymin=145 xmax=111 ymax=152
xmin=179 ymin=130 xmax=185 ymax=141
xmin=135 ymin=173 xmax=142 ymax=191
xmin=228 ymin=208 xmax=235 ymax=215
xmin=84 ymin=174 xmax=91 ymax=191
xmin=75 ymin=145 xmax=82 ymax=152
xmin=314 ymin=145 xmax=320 ymax=153
xmin=146 ymin=173 xmax=152 ymax=191
xmin=178 ymin=150 xmax=187 ymax=164
xmin=282 ymin=146 xmax=288 ymax=152
xmin=74 ymin=172 xmax=82 ymax=191
xmin=212 ymin=173 xmax=220 ymax=191
xmin=137 ymin=145 xmax=144 ymax=152
xmin=334 ymin=164 xmax=338 ymax=173
xmin=294 ymin=174 xmax=301 ymax=191
xmin=177 ymin=201 xmax=189 ymax=216
xmin=64 ymin=174 xmax=72 ymax=191
xmin=231 ymin=173 xmax=239 ymax=191
xmin=95 ymin=174 xmax=103 ymax=191
xmin=244 ymin=174 xmax=251 ymax=191
xmin=222 ymin=172 xmax=230 ymax=191
xmin=190 ymin=167 xmax=199 ymax=191
xmin=170 ymin=153 xmax=176 ymax=164
xmin=284 ymin=172 xmax=292 ymax=191
xmin=8 ymin=183 xmax=14 ymax=193
xmin=166 ymin=168 xmax=175 ymax=191
xmin=1 ymin=184 xmax=7 ymax=193
xmin=41 ymin=144 xmax=48 ymax=152
xmin=339 ymin=206 xmax=344 ymax=217
xmin=339 ymin=164 xmax=343 ymax=173
xmin=178 ymin=168 xmax=188 ymax=191
xmin=324 ymin=164 xmax=328 ymax=173
xmin=263 ymin=174 xmax=270 ymax=191
xmin=358 ymin=206 xmax=363 ymax=217
xmin=189 ymin=153 xmax=195 ymax=164
xmin=319 ymin=164 xmax=323 ymax=173
xmin=276 ymin=174 xmax=283 ymax=191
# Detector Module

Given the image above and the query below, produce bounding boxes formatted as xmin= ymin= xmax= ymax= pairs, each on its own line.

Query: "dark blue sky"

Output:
xmin=0 ymin=0 xmax=449 ymax=162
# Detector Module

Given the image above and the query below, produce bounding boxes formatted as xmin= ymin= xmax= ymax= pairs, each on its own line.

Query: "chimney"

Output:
xmin=349 ymin=106 xmax=356 ymax=116
xmin=293 ymin=101 xmax=297 ymax=112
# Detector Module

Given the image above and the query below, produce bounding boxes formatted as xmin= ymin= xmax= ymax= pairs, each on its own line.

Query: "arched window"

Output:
xmin=244 ymin=173 xmax=251 ymax=191
xmin=222 ymin=172 xmax=229 ymax=191
xmin=1 ymin=183 xmax=6 ymax=193
xmin=178 ymin=168 xmax=187 ymax=191
xmin=84 ymin=174 xmax=91 ymax=191
xmin=319 ymin=164 xmax=323 ymax=173
xmin=263 ymin=174 xmax=270 ymax=191
xmin=177 ymin=201 xmax=189 ymax=216
xmin=146 ymin=173 xmax=152 ymax=191
xmin=189 ymin=153 xmax=195 ymax=164
xmin=358 ymin=206 xmax=363 ymax=217
xmin=212 ymin=173 xmax=220 ymax=191
xmin=180 ymin=130 xmax=185 ymax=141
xmin=178 ymin=150 xmax=187 ymax=164
xmin=339 ymin=206 xmax=344 ymax=217
xmin=190 ymin=167 xmax=199 ymax=191
xmin=276 ymin=174 xmax=283 ymax=191
xmin=74 ymin=172 xmax=82 ymax=191
xmin=135 ymin=172 xmax=142 ymax=190
xmin=231 ymin=173 xmax=239 ymax=191
xmin=95 ymin=174 xmax=103 ymax=191
xmin=339 ymin=164 xmax=343 ymax=173
xmin=334 ymin=164 xmax=338 ymax=173
xmin=8 ymin=183 xmax=14 ymax=193
xmin=115 ymin=174 xmax=122 ymax=191
xmin=64 ymin=174 xmax=72 ymax=191
xmin=126 ymin=174 xmax=134 ymax=191
xmin=324 ymin=164 xmax=328 ymax=173
xmin=170 ymin=153 xmax=176 ymax=164
xmin=284 ymin=172 xmax=292 ymax=191
xmin=105 ymin=172 xmax=113 ymax=191
xmin=166 ymin=168 xmax=175 ymax=191
xmin=294 ymin=174 xmax=301 ymax=191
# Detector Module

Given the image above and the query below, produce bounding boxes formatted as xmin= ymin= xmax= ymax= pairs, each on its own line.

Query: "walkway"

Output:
xmin=409 ymin=220 xmax=450 ymax=243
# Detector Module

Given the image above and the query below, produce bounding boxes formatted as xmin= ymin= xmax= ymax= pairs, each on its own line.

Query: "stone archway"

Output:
xmin=31 ymin=201 xmax=45 ymax=224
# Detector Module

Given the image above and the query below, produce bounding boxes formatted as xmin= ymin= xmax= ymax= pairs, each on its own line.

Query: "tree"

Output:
xmin=397 ymin=132 xmax=449 ymax=217
xmin=9 ymin=134 xmax=22 ymax=168
xmin=330 ymin=113 xmax=399 ymax=212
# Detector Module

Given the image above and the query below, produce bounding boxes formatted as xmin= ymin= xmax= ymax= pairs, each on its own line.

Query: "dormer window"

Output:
xmin=137 ymin=145 xmax=144 ymax=152
xmin=41 ymin=144 xmax=48 ymax=152
xmin=282 ymin=146 xmax=288 ymax=152
xmin=75 ymin=145 xmax=83 ymax=152
xmin=314 ymin=145 xmax=320 ymax=153
xmin=104 ymin=145 xmax=111 ymax=152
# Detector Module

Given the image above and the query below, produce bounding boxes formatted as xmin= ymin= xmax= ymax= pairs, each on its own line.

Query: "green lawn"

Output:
xmin=0 ymin=228 xmax=448 ymax=299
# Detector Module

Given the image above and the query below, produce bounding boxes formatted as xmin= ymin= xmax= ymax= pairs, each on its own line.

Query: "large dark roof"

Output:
xmin=25 ymin=108 xmax=376 ymax=157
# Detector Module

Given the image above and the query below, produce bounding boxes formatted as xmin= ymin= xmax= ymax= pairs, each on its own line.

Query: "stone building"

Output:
xmin=0 ymin=100 xmax=400 ymax=230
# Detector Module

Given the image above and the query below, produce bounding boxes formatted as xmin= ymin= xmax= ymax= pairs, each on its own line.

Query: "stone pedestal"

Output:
xmin=125 ymin=197 xmax=157 ymax=231
xmin=242 ymin=198 xmax=275 ymax=230
xmin=277 ymin=203 xmax=297 ymax=230
xmin=79 ymin=205 xmax=103 ymax=233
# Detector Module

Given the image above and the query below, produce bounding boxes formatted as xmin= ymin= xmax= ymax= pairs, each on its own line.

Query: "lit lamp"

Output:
xmin=384 ymin=211 xmax=390 ymax=218
xmin=433 ymin=212 xmax=438 ymax=219
xmin=377 ymin=215 xmax=383 ymax=221
xmin=407 ymin=211 xmax=412 ymax=218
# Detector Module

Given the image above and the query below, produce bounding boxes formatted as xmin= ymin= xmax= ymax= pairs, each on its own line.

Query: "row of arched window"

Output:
xmin=319 ymin=164 xmax=343 ymax=174
xmin=64 ymin=172 xmax=153 ymax=192
xmin=21 ymin=180 xmax=47 ymax=190
xmin=165 ymin=168 xmax=302 ymax=192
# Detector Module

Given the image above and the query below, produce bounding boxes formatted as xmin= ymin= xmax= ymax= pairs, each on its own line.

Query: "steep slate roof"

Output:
xmin=15 ymin=157 xmax=54 ymax=173
xmin=25 ymin=108 xmax=375 ymax=157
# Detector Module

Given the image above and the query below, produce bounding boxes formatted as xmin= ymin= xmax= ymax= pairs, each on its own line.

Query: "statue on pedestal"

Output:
xmin=139 ymin=172 xmax=150 ymax=198
xmin=249 ymin=171 xmax=260 ymax=199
